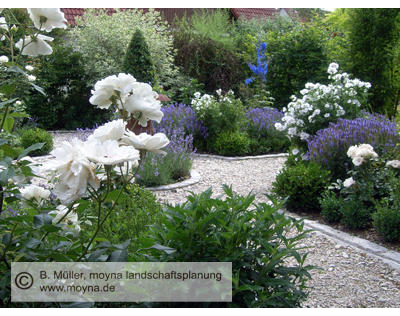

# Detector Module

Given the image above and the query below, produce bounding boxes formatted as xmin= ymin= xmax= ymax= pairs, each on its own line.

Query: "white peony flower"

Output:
xmin=386 ymin=160 xmax=400 ymax=169
xmin=83 ymin=139 xmax=140 ymax=166
xmin=343 ymin=177 xmax=355 ymax=188
xmin=87 ymin=119 xmax=126 ymax=143
xmin=121 ymin=130 xmax=170 ymax=154
xmin=15 ymin=34 xmax=53 ymax=56
xmin=25 ymin=65 xmax=34 ymax=71
xmin=123 ymin=83 xmax=163 ymax=126
xmin=48 ymin=139 xmax=100 ymax=205
xmin=27 ymin=8 xmax=67 ymax=32
xmin=20 ymin=184 xmax=50 ymax=203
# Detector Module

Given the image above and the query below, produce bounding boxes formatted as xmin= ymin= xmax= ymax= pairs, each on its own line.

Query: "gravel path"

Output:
xmin=46 ymin=132 xmax=400 ymax=307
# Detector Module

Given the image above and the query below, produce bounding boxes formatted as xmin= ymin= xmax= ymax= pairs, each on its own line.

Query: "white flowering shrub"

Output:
xmin=275 ymin=62 xmax=371 ymax=148
xmin=68 ymin=9 xmax=178 ymax=84
xmin=191 ymin=89 xmax=234 ymax=120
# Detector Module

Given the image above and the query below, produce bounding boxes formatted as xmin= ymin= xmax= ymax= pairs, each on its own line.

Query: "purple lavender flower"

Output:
xmin=307 ymin=112 xmax=400 ymax=179
xmin=246 ymin=107 xmax=284 ymax=138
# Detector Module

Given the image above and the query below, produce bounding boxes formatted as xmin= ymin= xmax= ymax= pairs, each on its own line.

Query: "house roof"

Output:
xmin=230 ymin=8 xmax=280 ymax=20
xmin=61 ymin=8 xmax=288 ymax=26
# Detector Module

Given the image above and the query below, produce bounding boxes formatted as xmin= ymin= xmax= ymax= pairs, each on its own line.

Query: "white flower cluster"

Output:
xmin=44 ymin=74 xmax=170 ymax=206
xmin=0 ymin=9 xmax=67 ymax=57
xmin=191 ymin=89 xmax=234 ymax=120
xmin=89 ymin=73 xmax=163 ymax=127
xmin=347 ymin=144 xmax=378 ymax=166
xmin=275 ymin=63 xmax=371 ymax=141
xmin=386 ymin=160 xmax=400 ymax=169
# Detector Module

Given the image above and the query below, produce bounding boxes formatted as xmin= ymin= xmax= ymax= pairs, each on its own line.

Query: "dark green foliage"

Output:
xmin=272 ymin=161 xmax=331 ymax=214
xmin=372 ymin=175 xmax=400 ymax=242
xmin=372 ymin=204 xmax=400 ymax=242
xmin=266 ymin=24 xmax=329 ymax=108
xmin=138 ymin=186 xmax=314 ymax=307
xmin=20 ymin=128 xmax=53 ymax=156
xmin=174 ymin=33 xmax=245 ymax=93
xmin=347 ymin=8 xmax=400 ymax=116
xmin=123 ymin=29 xmax=155 ymax=84
xmin=24 ymin=46 xmax=110 ymax=130
xmin=211 ymin=131 xmax=250 ymax=156
xmin=88 ymin=184 xmax=162 ymax=251
xmin=248 ymin=135 xmax=290 ymax=155
xmin=340 ymin=198 xmax=372 ymax=229
xmin=319 ymin=190 xmax=343 ymax=224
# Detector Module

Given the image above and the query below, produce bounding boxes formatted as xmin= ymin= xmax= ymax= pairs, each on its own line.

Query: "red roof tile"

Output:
xmin=61 ymin=8 xmax=285 ymax=26
xmin=230 ymin=8 xmax=279 ymax=20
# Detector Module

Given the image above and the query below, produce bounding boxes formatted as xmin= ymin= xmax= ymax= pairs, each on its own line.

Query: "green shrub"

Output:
xmin=272 ymin=161 xmax=331 ymax=213
xmin=265 ymin=23 xmax=329 ymax=108
xmin=340 ymin=198 xmax=372 ymax=229
xmin=25 ymin=45 xmax=110 ymax=130
xmin=69 ymin=9 xmax=178 ymax=86
xmin=372 ymin=203 xmax=400 ymax=242
xmin=319 ymin=190 xmax=343 ymax=223
xmin=138 ymin=186 xmax=314 ymax=307
xmin=88 ymin=184 xmax=162 ymax=251
xmin=123 ymin=29 xmax=155 ymax=84
xmin=20 ymin=128 xmax=53 ymax=156
xmin=211 ymin=131 xmax=250 ymax=156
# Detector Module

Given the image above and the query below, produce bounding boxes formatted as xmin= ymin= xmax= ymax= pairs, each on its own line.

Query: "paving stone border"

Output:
xmin=144 ymin=169 xmax=201 ymax=191
xmin=285 ymin=210 xmax=400 ymax=271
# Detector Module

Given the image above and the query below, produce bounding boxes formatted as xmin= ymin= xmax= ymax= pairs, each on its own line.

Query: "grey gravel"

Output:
xmin=42 ymin=132 xmax=400 ymax=307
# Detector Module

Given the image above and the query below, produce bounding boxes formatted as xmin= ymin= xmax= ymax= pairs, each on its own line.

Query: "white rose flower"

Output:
xmin=15 ymin=34 xmax=53 ymax=56
xmin=347 ymin=145 xmax=358 ymax=159
xmin=20 ymin=184 xmax=50 ymax=203
xmin=49 ymin=205 xmax=81 ymax=236
xmin=27 ymin=8 xmax=67 ymax=32
xmin=0 ymin=17 xmax=8 ymax=30
xmin=48 ymin=139 xmax=100 ymax=205
xmin=15 ymin=100 xmax=22 ymax=105
xmin=124 ymin=83 xmax=163 ymax=126
xmin=84 ymin=139 xmax=140 ymax=166
xmin=87 ymin=119 xmax=126 ymax=143
xmin=343 ymin=177 xmax=355 ymax=188
xmin=0 ymin=55 xmax=8 ymax=63
xmin=27 ymin=75 xmax=36 ymax=82
xmin=352 ymin=156 xmax=364 ymax=166
xmin=121 ymin=130 xmax=170 ymax=154
xmin=386 ymin=160 xmax=400 ymax=169
xmin=25 ymin=65 xmax=34 ymax=71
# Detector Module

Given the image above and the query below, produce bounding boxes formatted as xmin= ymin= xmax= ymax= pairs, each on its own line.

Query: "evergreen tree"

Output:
xmin=123 ymin=29 xmax=155 ymax=84
xmin=347 ymin=8 xmax=400 ymax=116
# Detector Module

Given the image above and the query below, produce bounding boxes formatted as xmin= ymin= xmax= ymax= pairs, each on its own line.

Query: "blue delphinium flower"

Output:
xmin=245 ymin=42 xmax=268 ymax=86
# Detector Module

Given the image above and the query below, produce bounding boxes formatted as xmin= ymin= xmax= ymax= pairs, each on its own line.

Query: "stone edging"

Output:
xmin=192 ymin=152 xmax=288 ymax=161
xmin=146 ymin=170 xmax=201 ymax=191
xmin=285 ymin=210 xmax=400 ymax=271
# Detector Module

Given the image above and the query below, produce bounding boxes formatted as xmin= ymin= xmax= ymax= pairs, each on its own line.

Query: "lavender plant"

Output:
xmin=307 ymin=113 xmax=400 ymax=180
xmin=135 ymin=127 xmax=194 ymax=187
xmin=246 ymin=107 xmax=289 ymax=154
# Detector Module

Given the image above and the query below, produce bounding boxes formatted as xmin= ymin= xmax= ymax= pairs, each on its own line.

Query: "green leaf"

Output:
xmin=150 ymin=243 xmax=176 ymax=254
xmin=9 ymin=112 xmax=29 ymax=118
xmin=0 ymin=144 xmax=18 ymax=159
xmin=33 ymin=213 xmax=53 ymax=228
xmin=17 ymin=142 xmax=45 ymax=160
xmin=108 ymin=249 xmax=127 ymax=262
xmin=114 ymin=239 xmax=131 ymax=250
xmin=0 ymin=166 xmax=15 ymax=185
xmin=29 ymin=82 xmax=46 ymax=96
xmin=87 ymin=248 xmax=108 ymax=262
xmin=7 ymin=65 xmax=26 ymax=75
xmin=2 ymin=233 xmax=11 ymax=245
xmin=25 ymin=238 xmax=42 ymax=249
xmin=2 ymin=117 xmax=14 ymax=133
xmin=0 ymin=97 xmax=17 ymax=107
